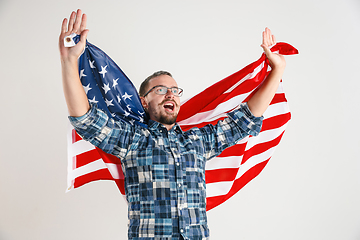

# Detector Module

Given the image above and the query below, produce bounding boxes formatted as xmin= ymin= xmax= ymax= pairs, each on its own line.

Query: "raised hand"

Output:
xmin=59 ymin=9 xmax=89 ymax=62
xmin=260 ymin=27 xmax=286 ymax=70
xmin=247 ymin=28 xmax=287 ymax=117
xmin=59 ymin=9 xmax=90 ymax=117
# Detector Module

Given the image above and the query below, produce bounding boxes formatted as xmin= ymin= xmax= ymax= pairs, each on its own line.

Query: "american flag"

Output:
xmin=66 ymin=35 xmax=298 ymax=210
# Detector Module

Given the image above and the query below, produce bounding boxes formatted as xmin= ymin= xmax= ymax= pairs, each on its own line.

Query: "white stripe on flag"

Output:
xmin=205 ymin=155 xmax=244 ymax=171
xmin=224 ymin=61 xmax=266 ymax=93
xmin=69 ymin=140 xmax=96 ymax=157
xmin=263 ymin=102 xmax=289 ymax=119
xmin=177 ymin=82 xmax=287 ymax=126
xmin=245 ymin=123 xmax=288 ymax=151
xmin=235 ymin=144 xmax=280 ymax=180
xmin=206 ymin=122 xmax=287 ymax=172
xmin=68 ymin=159 xmax=106 ymax=181
xmin=105 ymin=163 xmax=124 ymax=180
xmin=206 ymin=143 xmax=280 ymax=198
xmin=177 ymin=92 xmax=253 ymax=125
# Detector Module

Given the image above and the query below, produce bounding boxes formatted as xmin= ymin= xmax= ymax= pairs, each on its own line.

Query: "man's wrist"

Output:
xmin=61 ymin=57 xmax=79 ymax=68
xmin=270 ymin=65 xmax=286 ymax=74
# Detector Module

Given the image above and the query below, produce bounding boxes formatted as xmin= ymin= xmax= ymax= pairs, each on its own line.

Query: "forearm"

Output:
xmin=247 ymin=66 xmax=285 ymax=117
xmin=59 ymin=9 xmax=90 ymax=117
xmin=69 ymin=104 xmax=133 ymax=158
xmin=61 ymin=59 xmax=90 ymax=117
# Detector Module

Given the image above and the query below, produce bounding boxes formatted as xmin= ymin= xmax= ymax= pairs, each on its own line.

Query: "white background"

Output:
xmin=0 ymin=0 xmax=359 ymax=239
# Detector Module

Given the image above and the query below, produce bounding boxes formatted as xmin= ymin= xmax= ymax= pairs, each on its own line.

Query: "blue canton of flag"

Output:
xmin=72 ymin=35 xmax=148 ymax=128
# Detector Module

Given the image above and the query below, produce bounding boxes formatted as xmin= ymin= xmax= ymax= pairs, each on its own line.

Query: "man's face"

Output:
xmin=141 ymin=75 xmax=181 ymax=130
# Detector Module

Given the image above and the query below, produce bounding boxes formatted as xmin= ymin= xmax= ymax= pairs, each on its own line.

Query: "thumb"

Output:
xmin=261 ymin=44 xmax=272 ymax=57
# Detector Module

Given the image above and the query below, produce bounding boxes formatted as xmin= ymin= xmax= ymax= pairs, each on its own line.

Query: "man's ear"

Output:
xmin=140 ymin=97 xmax=148 ymax=109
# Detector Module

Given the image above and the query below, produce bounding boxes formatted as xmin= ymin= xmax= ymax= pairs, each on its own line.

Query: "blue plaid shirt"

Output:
xmin=69 ymin=103 xmax=263 ymax=240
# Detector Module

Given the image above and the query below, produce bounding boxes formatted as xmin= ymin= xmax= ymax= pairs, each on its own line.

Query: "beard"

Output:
xmin=158 ymin=113 xmax=177 ymax=125
xmin=146 ymin=100 xmax=179 ymax=125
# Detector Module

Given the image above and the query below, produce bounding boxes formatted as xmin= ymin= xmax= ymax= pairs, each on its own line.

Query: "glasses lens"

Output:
xmin=171 ymin=88 xmax=179 ymax=95
xmin=155 ymin=86 xmax=167 ymax=95
xmin=172 ymin=88 xmax=183 ymax=97
xmin=153 ymin=86 xmax=183 ymax=96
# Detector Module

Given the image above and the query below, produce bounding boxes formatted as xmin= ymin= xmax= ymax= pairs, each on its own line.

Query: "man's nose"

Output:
xmin=165 ymin=89 xmax=175 ymax=98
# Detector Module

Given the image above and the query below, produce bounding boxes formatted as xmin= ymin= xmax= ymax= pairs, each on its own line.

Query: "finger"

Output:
xmin=61 ymin=18 xmax=68 ymax=34
xmin=271 ymin=34 xmax=276 ymax=45
xmin=263 ymin=28 xmax=270 ymax=47
xmin=73 ymin=9 xmax=82 ymax=34
xmin=267 ymin=28 xmax=273 ymax=45
xmin=67 ymin=11 xmax=76 ymax=33
xmin=79 ymin=13 xmax=87 ymax=32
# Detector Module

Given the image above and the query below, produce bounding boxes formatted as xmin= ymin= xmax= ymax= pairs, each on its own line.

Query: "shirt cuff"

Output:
xmin=68 ymin=104 xmax=95 ymax=128
xmin=227 ymin=102 xmax=264 ymax=136
xmin=68 ymin=103 xmax=108 ymax=132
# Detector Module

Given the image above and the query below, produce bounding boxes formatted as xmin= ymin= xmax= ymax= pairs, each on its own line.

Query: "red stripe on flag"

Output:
xmin=218 ymin=142 xmax=247 ymax=157
xmin=270 ymin=92 xmax=287 ymax=105
xmin=75 ymin=149 xmax=101 ymax=168
xmin=199 ymin=72 xmax=269 ymax=113
xmin=177 ymin=57 xmax=267 ymax=121
xmin=261 ymin=113 xmax=291 ymax=132
xmin=206 ymin=159 xmax=269 ymax=211
xmin=72 ymin=129 xmax=83 ymax=143
xmin=206 ymin=168 xmax=238 ymax=184
xmin=73 ymin=169 xmax=113 ymax=189
xmin=96 ymin=147 xmax=122 ymax=165
xmin=115 ymin=179 xmax=126 ymax=195
xmin=241 ymin=131 xmax=285 ymax=164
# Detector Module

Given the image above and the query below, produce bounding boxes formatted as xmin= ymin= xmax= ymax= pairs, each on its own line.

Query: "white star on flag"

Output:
xmin=99 ymin=65 xmax=108 ymax=78
xmin=88 ymin=96 xmax=98 ymax=104
xmin=122 ymin=92 xmax=133 ymax=101
xmin=117 ymin=95 xmax=121 ymax=103
xmin=102 ymin=83 xmax=111 ymax=94
xmin=89 ymin=60 xmax=96 ymax=69
xmin=112 ymin=78 xmax=119 ymax=89
xmin=105 ymin=98 xmax=114 ymax=107
xmin=80 ymin=69 xmax=87 ymax=79
xmin=83 ymin=83 xmax=92 ymax=94
xmin=124 ymin=111 xmax=130 ymax=117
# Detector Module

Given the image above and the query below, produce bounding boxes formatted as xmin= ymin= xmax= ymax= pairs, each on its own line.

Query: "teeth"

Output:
xmin=164 ymin=102 xmax=174 ymax=107
xmin=164 ymin=102 xmax=175 ymax=110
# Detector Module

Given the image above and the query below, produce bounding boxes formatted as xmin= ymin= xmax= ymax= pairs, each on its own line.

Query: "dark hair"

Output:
xmin=139 ymin=71 xmax=172 ymax=97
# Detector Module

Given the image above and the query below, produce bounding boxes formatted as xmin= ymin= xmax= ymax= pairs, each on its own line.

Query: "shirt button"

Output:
xmin=178 ymin=183 xmax=182 ymax=187
xmin=180 ymin=229 xmax=184 ymax=233
xmin=176 ymin=162 xmax=180 ymax=166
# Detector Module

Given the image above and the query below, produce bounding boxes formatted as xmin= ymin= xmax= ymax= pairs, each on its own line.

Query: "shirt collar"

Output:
xmin=148 ymin=120 xmax=183 ymax=134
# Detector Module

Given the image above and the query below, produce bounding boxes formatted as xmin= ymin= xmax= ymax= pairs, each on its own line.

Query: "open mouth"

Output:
xmin=163 ymin=102 xmax=175 ymax=112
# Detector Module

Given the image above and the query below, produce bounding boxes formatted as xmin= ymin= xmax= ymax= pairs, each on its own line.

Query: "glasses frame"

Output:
xmin=143 ymin=85 xmax=183 ymax=97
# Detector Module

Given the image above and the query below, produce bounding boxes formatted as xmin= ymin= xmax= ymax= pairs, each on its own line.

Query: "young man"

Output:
xmin=59 ymin=9 xmax=286 ymax=240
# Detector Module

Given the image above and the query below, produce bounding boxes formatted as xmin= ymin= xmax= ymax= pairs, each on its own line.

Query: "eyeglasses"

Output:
xmin=143 ymin=85 xmax=183 ymax=97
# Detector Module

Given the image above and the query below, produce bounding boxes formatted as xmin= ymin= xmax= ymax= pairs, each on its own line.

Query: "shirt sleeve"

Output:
xmin=68 ymin=103 xmax=135 ymax=158
xmin=192 ymin=102 xmax=263 ymax=161
xmin=226 ymin=102 xmax=263 ymax=137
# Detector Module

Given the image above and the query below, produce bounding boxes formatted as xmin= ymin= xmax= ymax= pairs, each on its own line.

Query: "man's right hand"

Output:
xmin=59 ymin=9 xmax=89 ymax=63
